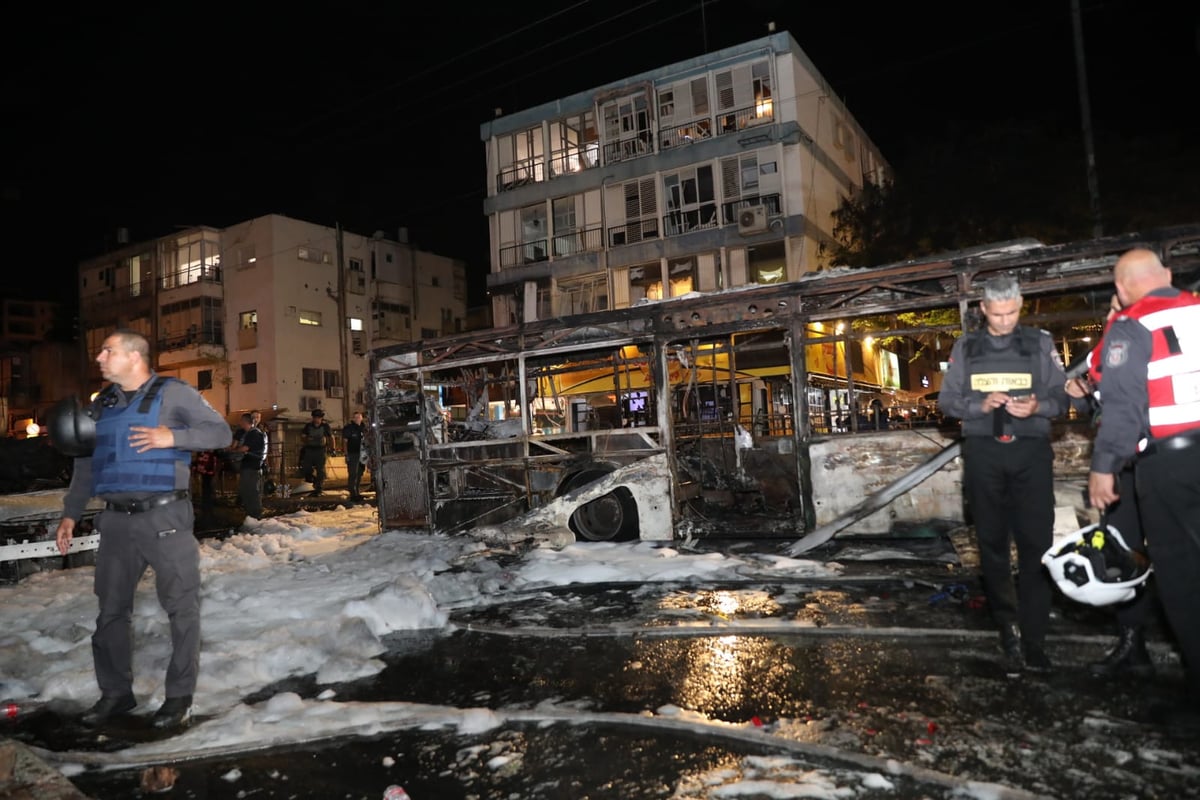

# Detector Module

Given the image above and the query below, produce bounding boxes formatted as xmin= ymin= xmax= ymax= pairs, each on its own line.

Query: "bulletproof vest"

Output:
xmin=92 ymin=376 xmax=190 ymax=495
xmin=960 ymin=327 xmax=1048 ymax=439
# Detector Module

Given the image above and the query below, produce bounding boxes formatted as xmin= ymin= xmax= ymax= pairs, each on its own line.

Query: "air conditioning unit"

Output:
xmin=327 ymin=386 xmax=345 ymax=399
xmin=737 ymin=205 xmax=768 ymax=235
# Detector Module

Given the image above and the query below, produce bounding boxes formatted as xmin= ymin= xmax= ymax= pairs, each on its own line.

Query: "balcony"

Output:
xmin=603 ymin=134 xmax=653 ymax=165
xmin=607 ymin=219 xmax=660 ymax=248
xmin=659 ymin=118 xmax=713 ymax=150
xmin=551 ymin=225 xmax=603 ymax=258
xmin=496 ymin=158 xmax=545 ymax=193
xmin=549 ymin=145 xmax=600 ymax=178
xmin=720 ymin=193 xmax=782 ymax=225
xmin=663 ymin=205 xmax=720 ymax=237
xmin=499 ymin=239 xmax=550 ymax=268
xmin=157 ymin=331 xmax=225 ymax=368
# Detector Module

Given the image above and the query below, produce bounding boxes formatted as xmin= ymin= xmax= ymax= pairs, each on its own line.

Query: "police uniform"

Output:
xmin=341 ymin=419 xmax=366 ymax=500
xmin=300 ymin=414 xmax=332 ymax=493
xmin=940 ymin=325 xmax=1069 ymax=660
xmin=61 ymin=375 xmax=231 ymax=703
xmin=238 ymin=425 xmax=267 ymax=518
xmin=1091 ymin=287 xmax=1200 ymax=693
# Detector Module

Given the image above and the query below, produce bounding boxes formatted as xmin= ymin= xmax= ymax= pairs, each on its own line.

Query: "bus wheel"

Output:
xmin=558 ymin=467 xmax=639 ymax=542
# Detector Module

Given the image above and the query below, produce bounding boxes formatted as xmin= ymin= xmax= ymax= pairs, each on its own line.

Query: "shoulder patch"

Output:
xmin=1105 ymin=340 xmax=1129 ymax=369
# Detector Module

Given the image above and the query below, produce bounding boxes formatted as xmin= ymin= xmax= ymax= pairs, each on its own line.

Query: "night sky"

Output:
xmin=3 ymin=0 xmax=1196 ymax=308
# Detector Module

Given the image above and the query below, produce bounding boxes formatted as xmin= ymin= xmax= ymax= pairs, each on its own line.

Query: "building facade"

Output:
xmin=77 ymin=214 xmax=468 ymax=428
xmin=480 ymin=31 xmax=890 ymax=326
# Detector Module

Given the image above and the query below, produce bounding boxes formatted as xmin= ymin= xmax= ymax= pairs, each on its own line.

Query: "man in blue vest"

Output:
xmin=52 ymin=330 xmax=231 ymax=729
xmin=940 ymin=274 xmax=1070 ymax=674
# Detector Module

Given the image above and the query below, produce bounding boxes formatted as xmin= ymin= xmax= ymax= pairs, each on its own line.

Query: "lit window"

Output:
xmin=348 ymin=317 xmax=363 ymax=331
xmin=299 ymin=310 xmax=322 ymax=326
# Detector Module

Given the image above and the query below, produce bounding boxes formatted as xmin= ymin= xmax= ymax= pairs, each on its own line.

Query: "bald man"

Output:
xmin=1088 ymin=249 xmax=1200 ymax=703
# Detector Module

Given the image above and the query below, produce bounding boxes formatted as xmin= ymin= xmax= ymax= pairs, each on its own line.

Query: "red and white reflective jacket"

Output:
xmin=1121 ymin=291 xmax=1200 ymax=439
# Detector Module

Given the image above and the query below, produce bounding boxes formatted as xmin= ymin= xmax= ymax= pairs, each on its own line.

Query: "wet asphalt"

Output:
xmin=6 ymin=505 xmax=1200 ymax=799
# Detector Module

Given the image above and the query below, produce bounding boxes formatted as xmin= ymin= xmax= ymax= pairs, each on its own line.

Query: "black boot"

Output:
xmin=1089 ymin=626 xmax=1154 ymax=677
xmin=1000 ymin=623 xmax=1024 ymax=672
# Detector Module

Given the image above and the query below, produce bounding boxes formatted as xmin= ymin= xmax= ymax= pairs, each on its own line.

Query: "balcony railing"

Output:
xmin=496 ymin=158 xmax=545 ymax=193
xmin=663 ymin=205 xmax=720 ymax=237
xmin=715 ymin=103 xmax=774 ymax=136
xmin=158 ymin=330 xmax=224 ymax=352
xmin=721 ymin=193 xmax=782 ymax=225
xmin=552 ymin=225 xmax=603 ymax=257
xmin=549 ymin=145 xmax=600 ymax=178
xmin=499 ymin=239 xmax=550 ymax=268
xmin=607 ymin=219 xmax=660 ymax=247
xmin=603 ymin=134 xmax=653 ymax=165
xmin=659 ymin=118 xmax=714 ymax=150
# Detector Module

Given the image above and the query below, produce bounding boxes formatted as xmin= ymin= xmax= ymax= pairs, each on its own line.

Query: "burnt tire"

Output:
xmin=557 ymin=466 xmax=640 ymax=543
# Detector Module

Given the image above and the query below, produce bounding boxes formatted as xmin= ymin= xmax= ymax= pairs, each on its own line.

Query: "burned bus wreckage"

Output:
xmin=366 ymin=225 xmax=1200 ymax=548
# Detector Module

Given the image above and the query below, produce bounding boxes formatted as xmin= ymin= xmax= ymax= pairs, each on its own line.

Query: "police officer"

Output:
xmin=52 ymin=330 xmax=231 ymax=728
xmin=234 ymin=412 xmax=267 ymax=523
xmin=1065 ymin=295 xmax=1157 ymax=677
xmin=1088 ymin=249 xmax=1200 ymax=700
xmin=341 ymin=410 xmax=367 ymax=502
xmin=940 ymin=274 xmax=1070 ymax=673
xmin=300 ymin=408 xmax=333 ymax=495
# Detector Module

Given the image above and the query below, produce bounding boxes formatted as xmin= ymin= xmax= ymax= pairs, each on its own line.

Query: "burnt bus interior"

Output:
xmin=368 ymin=225 xmax=1200 ymax=542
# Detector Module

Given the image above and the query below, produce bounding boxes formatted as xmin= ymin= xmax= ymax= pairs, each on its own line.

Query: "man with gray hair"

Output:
xmin=940 ymin=274 xmax=1070 ymax=673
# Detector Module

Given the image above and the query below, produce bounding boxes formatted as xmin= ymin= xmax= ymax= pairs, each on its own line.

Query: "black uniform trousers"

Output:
xmin=1104 ymin=464 xmax=1156 ymax=630
xmin=1136 ymin=443 xmax=1200 ymax=693
xmin=962 ymin=436 xmax=1055 ymax=646
xmin=300 ymin=446 xmax=326 ymax=491
xmin=93 ymin=496 xmax=200 ymax=699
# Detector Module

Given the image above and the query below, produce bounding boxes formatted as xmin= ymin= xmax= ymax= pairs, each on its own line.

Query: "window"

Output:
xmin=609 ymin=178 xmax=658 ymax=246
xmin=549 ymin=111 xmax=598 ymax=176
xmin=557 ymin=274 xmax=609 ymax=316
xmin=240 ymin=310 xmax=257 ymax=329
xmin=601 ymin=91 xmax=652 ymax=163
xmin=431 ymin=276 xmax=440 ymax=287
xmin=629 ymin=262 xmax=663 ymax=303
xmin=197 ymin=370 xmax=213 ymax=391
xmin=298 ymin=246 xmax=331 ymax=264
xmin=242 ymin=363 xmax=258 ymax=384
xmin=162 ymin=231 xmax=221 ymax=289
xmin=302 ymin=368 xmax=322 ymax=390
xmin=663 ymin=165 xmax=717 ymax=235
xmin=348 ymin=317 xmax=363 ymax=331
xmin=299 ymin=310 xmax=322 ymax=326
xmin=238 ymin=245 xmax=257 ymax=269
xmin=667 ymin=257 xmax=697 ymax=297
xmin=495 ymin=125 xmax=545 ymax=191
xmin=386 ymin=253 xmax=393 ymax=263
xmin=159 ymin=296 xmax=224 ymax=350
xmin=349 ymin=257 xmax=362 ymax=272
xmin=323 ymin=369 xmax=340 ymax=390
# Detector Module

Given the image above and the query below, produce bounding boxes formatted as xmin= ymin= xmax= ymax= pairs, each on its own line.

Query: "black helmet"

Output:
xmin=48 ymin=395 xmax=97 ymax=457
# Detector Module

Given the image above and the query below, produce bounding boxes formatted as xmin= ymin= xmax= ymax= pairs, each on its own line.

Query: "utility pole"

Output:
xmin=335 ymin=223 xmax=350 ymax=421
xmin=1071 ymin=0 xmax=1103 ymax=237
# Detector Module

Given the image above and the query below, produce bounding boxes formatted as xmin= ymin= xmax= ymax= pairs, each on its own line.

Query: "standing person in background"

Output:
xmin=50 ymin=329 xmax=231 ymax=729
xmin=233 ymin=413 xmax=267 ymax=524
xmin=300 ymin=409 xmax=333 ymax=496
xmin=191 ymin=450 xmax=218 ymax=521
xmin=1065 ymin=294 xmax=1156 ymax=677
xmin=939 ymin=274 xmax=1070 ymax=674
xmin=341 ymin=410 xmax=367 ymax=503
xmin=1087 ymin=249 xmax=1200 ymax=706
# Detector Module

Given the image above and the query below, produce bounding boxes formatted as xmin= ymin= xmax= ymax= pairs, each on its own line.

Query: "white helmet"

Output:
xmin=1042 ymin=523 xmax=1151 ymax=606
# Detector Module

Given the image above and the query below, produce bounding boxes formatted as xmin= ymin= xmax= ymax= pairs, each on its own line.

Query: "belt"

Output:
xmin=1139 ymin=430 xmax=1200 ymax=457
xmin=105 ymin=490 xmax=190 ymax=514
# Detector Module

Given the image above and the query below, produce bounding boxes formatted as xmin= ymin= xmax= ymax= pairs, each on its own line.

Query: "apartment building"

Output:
xmin=77 ymin=214 xmax=468 ymax=426
xmin=480 ymin=31 xmax=890 ymax=326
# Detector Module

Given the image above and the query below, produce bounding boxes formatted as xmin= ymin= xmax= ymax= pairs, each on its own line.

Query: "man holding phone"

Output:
xmin=940 ymin=274 xmax=1070 ymax=673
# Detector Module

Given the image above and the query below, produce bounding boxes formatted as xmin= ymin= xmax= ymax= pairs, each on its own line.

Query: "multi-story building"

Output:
xmin=0 ymin=299 xmax=80 ymax=437
xmin=480 ymin=30 xmax=889 ymax=326
xmin=77 ymin=214 xmax=468 ymax=427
